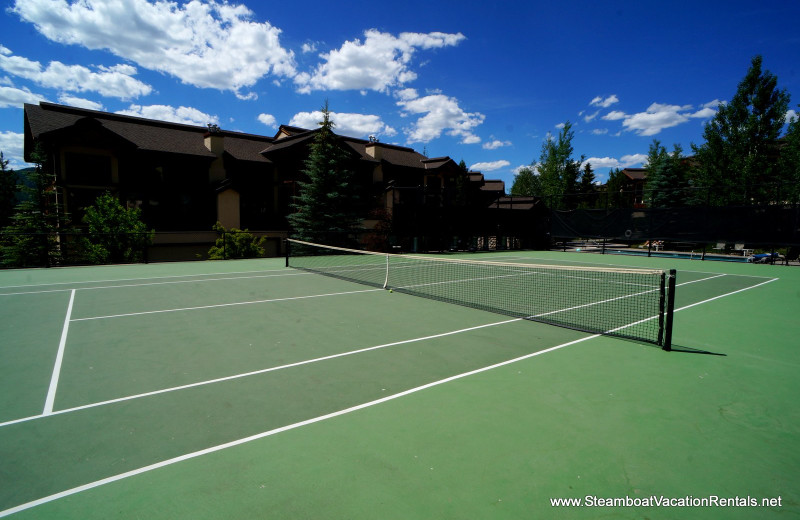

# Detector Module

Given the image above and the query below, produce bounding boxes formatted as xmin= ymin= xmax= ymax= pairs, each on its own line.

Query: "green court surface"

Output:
xmin=0 ymin=251 xmax=797 ymax=519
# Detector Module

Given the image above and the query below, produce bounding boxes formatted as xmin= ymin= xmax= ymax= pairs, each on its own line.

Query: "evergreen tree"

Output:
xmin=644 ymin=139 xmax=690 ymax=207
xmin=605 ymin=168 xmax=629 ymax=208
xmin=454 ymin=159 xmax=470 ymax=206
xmin=536 ymin=121 xmax=584 ymax=208
xmin=577 ymin=162 xmax=597 ymax=207
xmin=0 ymin=151 xmax=17 ymax=229
xmin=691 ymin=55 xmax=790 ymax=205
xmin=510 ymin=166 xmax=540 ymax=196
xmin=647 ymin=145 xmax=690 ymax=207
xmin=644 ymin=139 xmax=669 ymax=177
xmin=779 ymin=107 xmax=800 ymax=203
xmin=1 ymin=144 xmax=68 ymax=267
xmin=287 ymin=101 xmax=363 ymax=245
xmin=81 ymin=192 xmax=153 ymax=263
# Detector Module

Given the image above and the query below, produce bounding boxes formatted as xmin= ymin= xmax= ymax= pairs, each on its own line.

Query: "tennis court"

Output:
xmin=0 ymin=249 xmax=797 ymax=519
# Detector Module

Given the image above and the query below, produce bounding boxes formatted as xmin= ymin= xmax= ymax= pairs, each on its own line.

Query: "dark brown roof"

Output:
xmin=25 ymin=102 xmax=273 ymax=162
xmin=262 ymin=128 xmax=429 ymax=169
xmin=24 ymin=102 xmax=484 ymax=176
xmin=481 ymin=180 xmax=506 ymax=192
xmin=260 ymin=131 xmax=316 ymax=155
xmin=274 ymin=125 xmax=312 ymax=139
xmin=223 ymin=134 xmax=273 ymax=163
xmin=622 ymin=168 xmax=647 ymax=181
xmin=490 ymin=196 xmax=538 ymax=210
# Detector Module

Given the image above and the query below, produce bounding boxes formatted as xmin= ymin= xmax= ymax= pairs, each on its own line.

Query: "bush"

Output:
xmin=82 ymin=192 xmax=153 ymax=264
xmin=207 ymin=222 xmax=266 ymax=259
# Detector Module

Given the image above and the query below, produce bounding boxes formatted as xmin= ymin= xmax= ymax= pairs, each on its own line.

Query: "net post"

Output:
xmin=285 ymin=238 xmax=290 ymax=268
xmin=383 ymin=253 xmax=389 ymax=289
xmin=658 ymin=271 xmax=666 ymax=346
xmin=663 ymin=269 xmax=676 ymax=351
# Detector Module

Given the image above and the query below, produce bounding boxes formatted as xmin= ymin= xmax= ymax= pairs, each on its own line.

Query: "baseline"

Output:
xmin=0 ymin=270 xmax=310 ymax=297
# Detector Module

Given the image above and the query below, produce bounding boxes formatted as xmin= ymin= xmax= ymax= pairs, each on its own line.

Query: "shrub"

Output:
xmin=207 ymin=222 xmax=266 ymax=259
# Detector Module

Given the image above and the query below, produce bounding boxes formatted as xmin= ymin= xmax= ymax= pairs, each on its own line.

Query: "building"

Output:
xmin=620 ymin=167 xmax=647 ymax=207
xmin=23 ymin=102 xmax=511 ymax=257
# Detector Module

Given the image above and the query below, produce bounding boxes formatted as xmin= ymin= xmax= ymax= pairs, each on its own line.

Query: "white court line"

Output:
xmin=0 ymin=271 xmax=310 ymax=297
xmin=0 ymin=266 xmax=289 ymax=291
xmin=0 ymin=318 xmax=522 ymax=428
xmin=42 ymin=290 xmax=76 ymax=415
xmin=0 ymin=273 xmax=781 ymax=516
xmin=0 ymin=332 xmax=598 ymax=519
xmin=480 ymin=253 xmax=780 ymax=280
xmin=70 ymin=288 xmax=383 ymax=322
xmin=0 ymin=271 xmax=734 ymax=428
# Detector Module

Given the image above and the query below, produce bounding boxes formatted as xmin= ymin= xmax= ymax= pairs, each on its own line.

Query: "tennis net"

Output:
xmin=286 ymin=239 xmax=676 ymax=349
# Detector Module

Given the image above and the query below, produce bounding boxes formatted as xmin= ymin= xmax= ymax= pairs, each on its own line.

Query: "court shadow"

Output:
xmin=667 ymin=344 xmax=727 ymax=356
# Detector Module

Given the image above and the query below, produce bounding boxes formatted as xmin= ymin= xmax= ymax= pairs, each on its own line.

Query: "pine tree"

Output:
xmin=0 ymin=151 xmax=17 ymax=229
xmin=1 ymin=144 xmax=68 ymax=267
xmin=605 ymin=168 xmax=629 ymax=208
xmin=780 ymin=107 xmax=800 ymax=203
xmin=577 ymin=162 xmax=597 ymax=207
xmin=647 ymin=145 xmax=690 ymax=207
xmin=287 ymin=101 xmax=363 ymax=245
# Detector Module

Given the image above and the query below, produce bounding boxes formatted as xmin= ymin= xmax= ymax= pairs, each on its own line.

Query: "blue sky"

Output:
xmin=1 ymin=0 xmax=798 ymax=188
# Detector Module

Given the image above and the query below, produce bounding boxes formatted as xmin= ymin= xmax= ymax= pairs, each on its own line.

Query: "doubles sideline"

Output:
xmin=0 ymin=275 xmax=780 ymax=518
xmin=0 ymin=272 xmax=757 ymax=428
xmin=0 ymin=275 xmax=779 ymax=517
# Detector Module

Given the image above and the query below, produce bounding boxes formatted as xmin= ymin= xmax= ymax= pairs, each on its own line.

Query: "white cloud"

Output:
xmin=11 ymin=0 xmax=297 ymax=98
xmin=301 ymin=42 xmax=318 ymax=54
xmin=621 ymin=103 xmax=693 ymax=136
xmin=394 ymin=88 xmax=419 ymax=101
xmin=601 ymin=101 xmax=720 ymax=136
xmin=583 ymin=110 xmax=600 ymax=123
xmin=555 ymin=122 xmax=566 ymax=129
xmin=603 ymin=110 xmax=627 ymax=121
xmin=512 ymin=165 xmax=532 ymax=176
xmin=482 ymin=139 xmax=511 ymax=150
xmin=689 ymin=100 xmax=722 ymax=119
xmin=619 ymin=153 xmax=647 ymax=166
xmin=787 ymin=109 xmax=798 ymax=124
xmin=0 ymin=45 xmax=151 ymax=99
xmin=289 ymin=110 xmax=397 ymax=138
xmin=115 ymin=104 xmax=219 ymax=126
xmin=0 ymin=84 xmax=47 ymax=108
xmin=689 ymin=107 xmax=717 ymax=119
xmin=591 ymin=128 xmax=609 ymax=135
xmin=0 ymin=131 xmax=26 ymax=168
xmin=582 ymin=156 xmax=621 ymax=169
xmin=590 ymin=94 xmax=619 ymax=108
xmin=294 ymin=29 xmax=465 ymax=93
xmin=257 ymin=113 xmax=277 ymax=128
xmin=582 ymin=154 xmax=647 ymax=169
xmin=470 ymin=160 xmax=510 ymax=172
xmin=397 ymin=93 xmax=484 ymax=144
xmin=57 ymin=94 xmax=104 ymax=110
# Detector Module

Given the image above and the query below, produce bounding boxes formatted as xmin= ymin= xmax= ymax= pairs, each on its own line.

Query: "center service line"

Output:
xmin=43 ymin=289 xmax=76 ymax=415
